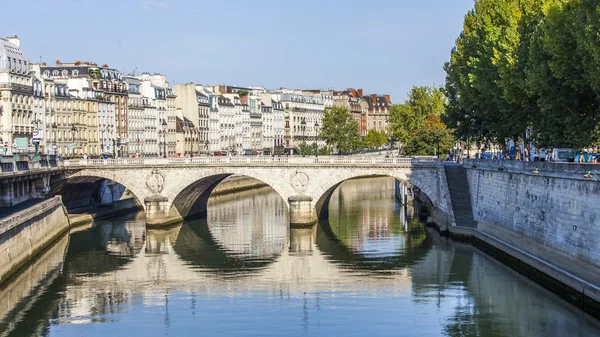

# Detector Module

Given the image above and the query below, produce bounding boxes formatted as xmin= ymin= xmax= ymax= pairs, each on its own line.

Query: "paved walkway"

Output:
xmin=0 ymin=198 xmax=46 ymax=218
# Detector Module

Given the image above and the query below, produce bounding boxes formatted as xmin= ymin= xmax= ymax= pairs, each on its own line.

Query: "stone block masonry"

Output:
xmin=464 ymin=159 xmax=600 ymax=271
xmin=454 ymin=159 xmax=600 ymax=317
xmin=0 ymin=196 xmax=70 ymax=285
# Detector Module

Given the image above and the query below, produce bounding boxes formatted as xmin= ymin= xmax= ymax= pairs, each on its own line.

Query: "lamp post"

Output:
xmin=71 ymin=124 xmax=78 ymax=158
xmin=32 ymin=114 xmax=42 ymax=155
xmin=161 ymin=119 xmax=167 ymax=158
xmin=100 ymin=128 xmax=106 ymax=157
xmin=314 ymin=121 xmax=319 ymax=157
xmin=301 ymin=117 xmax=306 ymax=157
xmin=51 ymin=122 xmax=57 ymax=156
xmin=189 ymin=126 xmax=194 ymax=158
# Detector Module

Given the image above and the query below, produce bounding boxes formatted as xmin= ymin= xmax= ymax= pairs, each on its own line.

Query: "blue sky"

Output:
xmin=1 ymin=0 xmax=474 ymax=102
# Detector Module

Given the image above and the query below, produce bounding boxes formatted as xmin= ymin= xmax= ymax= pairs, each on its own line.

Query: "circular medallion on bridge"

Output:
xmin=146 ymin=169 xmax=165 ymax=194
xmin=290 ymin=171 xmax=309 ymax=193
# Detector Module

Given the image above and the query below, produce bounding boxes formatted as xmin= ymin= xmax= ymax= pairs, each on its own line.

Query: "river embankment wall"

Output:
xmin=0 ymin=196 xmax=70 ymax=285
xmin=447 ymin=159 xmax=600 ymax=317
xmin=463 ymin=159 xmax=600 ymax=271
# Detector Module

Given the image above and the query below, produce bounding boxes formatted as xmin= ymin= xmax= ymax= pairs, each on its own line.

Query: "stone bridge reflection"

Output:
xmin=2 ymin=178 xmax=600 ymax=337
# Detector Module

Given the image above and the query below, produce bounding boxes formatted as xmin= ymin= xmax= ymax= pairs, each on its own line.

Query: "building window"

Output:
xmin=52 ymin=70 xmax=59 ymax=76
xmin=73 ymin=70 xmax=79 ymax=76
xmin=62 ymin=70 xmax=68 ymax=76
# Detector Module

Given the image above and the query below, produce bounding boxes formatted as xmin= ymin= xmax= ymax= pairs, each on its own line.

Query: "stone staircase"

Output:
xmin=444 ymin=164 xmax=477 ymax=227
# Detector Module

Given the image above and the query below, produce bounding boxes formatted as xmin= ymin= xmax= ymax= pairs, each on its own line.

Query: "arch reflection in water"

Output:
xmin=317 ymin=177 xmax=430 ymax=272
xmin=3 ymin=177 xmax=600 ymax=337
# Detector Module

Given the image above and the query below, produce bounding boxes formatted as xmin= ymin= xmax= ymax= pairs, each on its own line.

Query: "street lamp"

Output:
xmin=100 ymin=127 xmax=106 ymax=157
xmin=71 ymin=124 xmax=78 ymax=158
xmin=161 ymin=119 xmax=167 ymax=158
xmin=301 ymin=117 xmax=306 ymax=157
xmin=32 ymin=114 xmax=42 ymax=155
xmin=51 ymin=122 xmax=57 ymax=156
xmin=314 ymin=121 xmax=319 ymax=157
xmin=188 ymin=126 xmax=194 ymax=158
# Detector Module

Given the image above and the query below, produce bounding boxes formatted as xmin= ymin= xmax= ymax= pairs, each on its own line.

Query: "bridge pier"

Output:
xmin=288 ymin=196 xmax=317 ymax=227
xmin=144 ymin=195 xmax=182 ymax=227
xmin=289 ymin=224 xmax=317 ymax=254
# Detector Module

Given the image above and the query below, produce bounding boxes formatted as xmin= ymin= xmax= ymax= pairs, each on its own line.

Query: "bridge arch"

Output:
xmin=164 ymin=168 xmax=295 ymax=221
xmin=48 ymin=170 xmax=148 ymax=210
xmin=311 ymin=168 xmax=441 ymax=221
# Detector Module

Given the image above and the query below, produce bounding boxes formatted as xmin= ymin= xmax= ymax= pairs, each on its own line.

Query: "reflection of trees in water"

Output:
xmin=64 ymin=215 xmax=146 ymax=276
xmin=325 ymin=177 xmax=428 ymax=257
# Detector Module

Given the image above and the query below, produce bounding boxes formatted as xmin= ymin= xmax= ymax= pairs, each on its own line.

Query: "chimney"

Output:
xmin=384 ymin=95 xmax=390 ymax=103
xmin=6 ymin=35 xmax=20 ymax=48
xmin=371 ymin=94 xmax=376 ymax=102
xmin=176 ymin=107 xmax=184 ymax=119
xmin=240 ymin=95 xmax=249 ymax=104
xmin=358 ymin=89 xmax=363 ymax=97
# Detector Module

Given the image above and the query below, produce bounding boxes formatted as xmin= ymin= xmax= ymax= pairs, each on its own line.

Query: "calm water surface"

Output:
xmin=1 ymin=177 xmax=599 ymax=337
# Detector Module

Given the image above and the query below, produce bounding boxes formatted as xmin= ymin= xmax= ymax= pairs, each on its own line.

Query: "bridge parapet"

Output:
xmin=62 ymin=156 xmax=439 ymax=168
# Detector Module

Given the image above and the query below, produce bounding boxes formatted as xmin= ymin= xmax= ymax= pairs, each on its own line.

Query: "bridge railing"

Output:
xmin=62 ymin=156 xmax=439 ymax=167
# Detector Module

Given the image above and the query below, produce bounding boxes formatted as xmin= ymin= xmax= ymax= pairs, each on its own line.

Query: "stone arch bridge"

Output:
xmin=56 ymin=157 xmax=454 ymax=227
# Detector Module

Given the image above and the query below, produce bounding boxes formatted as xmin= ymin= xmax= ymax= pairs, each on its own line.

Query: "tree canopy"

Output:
xmin=388 ymin=86 xmax=450 ymax=156
xmin=319 ymin=106 xmax=362 ymax=154
xmin=364 ymin=130 xmax=388 ymax=148
xmin=444 ymin=0 xmax=600 ymax=149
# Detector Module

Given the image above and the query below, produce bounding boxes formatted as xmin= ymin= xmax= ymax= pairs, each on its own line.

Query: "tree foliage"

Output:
xmin=389 ymin=86 xmax=446 ymax=146
xmin=445 ymin=0 xmax=600 ymax=149
xmin=364 ymin=130 xmax=388 ymax=148
xmin=320 ymin=106 xmax=362 ymax=154
xmin=388 ymin=86 xmax=450 ymax=155
xmin=404 ymin=126 xmax=454 ymax=156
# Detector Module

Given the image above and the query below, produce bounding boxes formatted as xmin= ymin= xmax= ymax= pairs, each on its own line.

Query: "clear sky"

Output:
xmin=1 ymin=0 xmax=474 ymax=102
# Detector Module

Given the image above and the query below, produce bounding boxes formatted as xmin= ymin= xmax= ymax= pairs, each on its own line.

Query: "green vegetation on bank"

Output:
xmin=444 ymin=0 xmax=600 ymax=149
xmin=388 ymin=86 xmax=453 ymax=156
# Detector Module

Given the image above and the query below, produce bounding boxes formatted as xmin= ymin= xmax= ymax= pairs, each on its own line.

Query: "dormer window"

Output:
xmin=62 ymin=70 xmax=68 ymax=76
xmin=73 ymin=70 xmax=79 ymax=76
xmin=52 ymin=70 xmax=59 ymax=76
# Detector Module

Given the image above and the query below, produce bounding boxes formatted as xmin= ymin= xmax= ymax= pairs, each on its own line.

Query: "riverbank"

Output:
xmin=0 ymin=196 xmax=70 ymax=286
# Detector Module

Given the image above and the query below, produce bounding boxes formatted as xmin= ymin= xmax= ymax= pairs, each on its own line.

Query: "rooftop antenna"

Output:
xmin=131 ymin=66 xmax=138 ymax=76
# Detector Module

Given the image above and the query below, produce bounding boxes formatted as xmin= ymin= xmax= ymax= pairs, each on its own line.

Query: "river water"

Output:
xmin=1 ymin=177 xmax=599 ymax=337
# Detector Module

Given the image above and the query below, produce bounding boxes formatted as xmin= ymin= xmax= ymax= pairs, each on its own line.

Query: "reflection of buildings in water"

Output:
xmin=0 ymin=234 xmax=69 ymax=336
xmin=100 ymin=215 xmax=147 ymax=257
xmin=328 ymin=177 xmax=403 ymax=253
xmin=207 ymin=187 xmax=287 ymax=258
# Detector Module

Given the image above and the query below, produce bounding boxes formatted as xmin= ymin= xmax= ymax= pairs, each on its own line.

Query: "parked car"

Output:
xmin=551 ymin=148 xmax=575 ymax=162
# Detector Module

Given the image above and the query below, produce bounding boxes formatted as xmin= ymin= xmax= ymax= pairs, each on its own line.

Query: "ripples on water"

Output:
xmin=1 ymin=177 xmax=599 ymax=337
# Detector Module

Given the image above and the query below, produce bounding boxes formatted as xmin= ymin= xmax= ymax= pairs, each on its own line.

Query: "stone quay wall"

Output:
xmin=0 ymin=196 xmax=70 ymax=285
xmin=463 ymin=159 xmax=600 ymax=271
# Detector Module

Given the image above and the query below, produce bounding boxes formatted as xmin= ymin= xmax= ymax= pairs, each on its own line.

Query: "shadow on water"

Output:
xmin=173 ymin=219 xmax=283 ymax=276
xmin=315 ymin=218 xmax=432 ymax=272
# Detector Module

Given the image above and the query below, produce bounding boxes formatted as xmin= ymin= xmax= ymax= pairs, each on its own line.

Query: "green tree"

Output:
xmin=388 ymin=86 xmax=447 ymax=153
xmin=526 ymin=0 xmax=600 ymax=148
xmin=404 ymin=125 xmax=454 ymax=157
xmin=364 ymin=130 xmax=388 ymax=148
xmin=320 ymin=107 xmax=362 ymax=154
xmin=443 ymin=0 xmax=600 ymax=150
